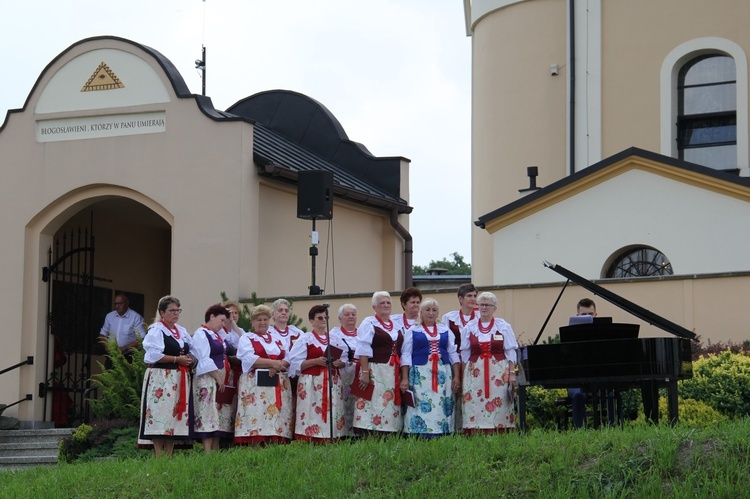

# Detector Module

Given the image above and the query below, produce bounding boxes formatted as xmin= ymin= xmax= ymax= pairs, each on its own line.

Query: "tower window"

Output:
xmin=677 ymin=55 xmax=737 ymax=171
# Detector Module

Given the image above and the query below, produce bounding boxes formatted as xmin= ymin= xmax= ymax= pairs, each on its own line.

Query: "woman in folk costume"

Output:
xmin=400 ymin=298 xmax=461 ymax=437
xmin=460 ymin=292 xmax=518 ymax=434
xmin=139 ymin=295 xmax=195 ymax=457
xmin=353 ymin=291 xmax=404 ymax=435
xmin=391 ymin=287 xmax=422 ymax=332
xmin=288 ymin=304 xmax=350 ymax=442
xmin=234 ymin=305 xmax=293 ymax=445
xmin=221 ymin=300 xmax=245 ymax=391
xmin=441 ymin=283 xmax=479 ymax=429
xmin=269 ymin=298 xmax=304 ymax=352
xmin=190 ymin=304 xmax=234 ymax=452
xmin=329 ymin=303 xmax=358 ymax=437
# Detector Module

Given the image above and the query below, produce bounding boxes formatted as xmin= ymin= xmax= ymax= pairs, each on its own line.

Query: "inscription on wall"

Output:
xmin=36 ymin=112 xmax=166 ymax=143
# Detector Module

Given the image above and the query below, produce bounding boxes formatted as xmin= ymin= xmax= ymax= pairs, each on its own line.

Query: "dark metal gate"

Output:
xmin=41 ymin=225 xmax=96 ymax=427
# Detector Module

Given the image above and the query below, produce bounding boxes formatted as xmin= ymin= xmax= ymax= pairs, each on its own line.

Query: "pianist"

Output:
xmin=459 ymin=292 xmax=518 ymax=434
xmin=568 ymin=298 xmax=615 ymax=428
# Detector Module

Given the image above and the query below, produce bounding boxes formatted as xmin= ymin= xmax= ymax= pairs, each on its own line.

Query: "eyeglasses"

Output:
xmin=166 ymin=308 xmax=182 ymax=314
xmin=477 ymin=304 xmax=495 ymax=308
xmin=114 ymin=302 xmax=125 ymax=306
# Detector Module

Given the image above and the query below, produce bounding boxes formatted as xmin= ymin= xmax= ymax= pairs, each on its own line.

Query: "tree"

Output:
xmin=413 ymin=252 xmax=471 ymax=276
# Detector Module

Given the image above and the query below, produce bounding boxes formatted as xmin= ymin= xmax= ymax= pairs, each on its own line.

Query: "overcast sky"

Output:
xmin=1 ymin=1 xmax=472 ymax=267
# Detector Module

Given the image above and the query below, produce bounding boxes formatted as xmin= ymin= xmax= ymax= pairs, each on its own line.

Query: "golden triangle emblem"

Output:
xmin=81 ymin=61 xmax=125 ymax=92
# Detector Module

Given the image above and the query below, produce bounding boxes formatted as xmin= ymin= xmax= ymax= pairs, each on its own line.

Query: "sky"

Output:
xmin=1 ymin=1 xmax=472 ymax=268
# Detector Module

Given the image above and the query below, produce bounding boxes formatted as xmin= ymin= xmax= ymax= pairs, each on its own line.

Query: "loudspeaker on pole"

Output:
xmin=297 ymin=170 xmax=334 ymax=220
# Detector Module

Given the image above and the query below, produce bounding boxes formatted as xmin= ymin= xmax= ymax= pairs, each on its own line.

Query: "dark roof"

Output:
xmin=476 ymin=147 xmax=750 ymax=228
xmin=227 ymin=90 xmax=411 ymax=213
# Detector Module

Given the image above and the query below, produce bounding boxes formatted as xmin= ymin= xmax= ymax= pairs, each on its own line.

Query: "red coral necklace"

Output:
xmin=460 ymin=309 xmax=476 ymax=326
xmin=161 ymin=321 xmax=180 ymax=340
xmin=376 ymin=315 xmax=394 ymax=331
xmin=424 ymin=324 xmax=439 ymax=338
xmin=478 ymin=318 xmax=495 ymax=334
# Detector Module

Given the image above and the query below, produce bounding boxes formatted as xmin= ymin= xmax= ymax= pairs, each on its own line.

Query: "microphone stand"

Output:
xmin=324 ymin=304 xmax=334 ymax=443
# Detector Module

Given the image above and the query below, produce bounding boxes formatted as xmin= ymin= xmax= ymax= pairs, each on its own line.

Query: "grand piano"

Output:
xmin=516 ymin=261 xmax=697 ymax=429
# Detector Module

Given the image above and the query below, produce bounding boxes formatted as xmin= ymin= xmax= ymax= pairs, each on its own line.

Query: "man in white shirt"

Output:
xmin=99 ymin=294 xmax=146 ymax=366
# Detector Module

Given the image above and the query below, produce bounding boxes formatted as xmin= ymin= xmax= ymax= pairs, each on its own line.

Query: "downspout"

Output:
xmin=569 ymin=0 xmax=576 ymax=176
xmin=389 ymin=209 xmax=413 ymax=289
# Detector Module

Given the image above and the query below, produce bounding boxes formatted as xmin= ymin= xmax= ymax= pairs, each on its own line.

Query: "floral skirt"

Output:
xmin=339 ymin=363 xmax=356 ymax=437
xmin=404 ymin=363 xmax=456 ymax=436
xmin=139 ymin=367 xmax=191 ymax=440
xmin=461 ymin=357 xmax=515 ymax=431
xmin=352 ymin=362 xmax=403 ymax=433
xmin=234 ymin=370 xmax=293 ymax=444
xmin=295 ymin=371 xmax=346 ymax=441
xmin=190 ymin=368 xmax=235 ymax=439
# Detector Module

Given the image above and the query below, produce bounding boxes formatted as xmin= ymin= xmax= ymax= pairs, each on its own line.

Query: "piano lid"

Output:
xmin=543 ymin=261 xmax=697 ymax=342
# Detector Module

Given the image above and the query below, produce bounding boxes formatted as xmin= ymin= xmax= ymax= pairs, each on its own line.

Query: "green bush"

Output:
xmin=59 ymin=424 xmax=93 ymax=463
xmin=88 ymin=339 xmax=146 ymax=421
xmin=59 ymin=420 xmax=145 ymax=463
xmin=630 ymin=396 xmax=728 ymax=428
xmin=524 ymin=386 xmax=568 ymax=429
xmin=679 ymin=350 xmax=750 ymax=419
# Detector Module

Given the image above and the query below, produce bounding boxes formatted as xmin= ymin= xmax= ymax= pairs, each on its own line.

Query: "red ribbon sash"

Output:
xmin=321 ymin=368 xmax=329 ymax=423
xmin=389 ymin=343 xmax=401 ymax=406
xmin=175 ymin=365 xmax=190 ymax=420
xmin=268 ymin=354 xmax=283 ymax=409
xmin=480 ymin=342 xmax=492 ymax=397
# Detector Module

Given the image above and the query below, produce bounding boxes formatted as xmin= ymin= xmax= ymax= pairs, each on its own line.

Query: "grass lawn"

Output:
xmin=3 ymin=418 xmax=749 ymax=498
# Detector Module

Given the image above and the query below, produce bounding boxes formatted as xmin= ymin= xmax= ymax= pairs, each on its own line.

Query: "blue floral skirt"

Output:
xmin=403 ymin=363 xmax=455 ymax=436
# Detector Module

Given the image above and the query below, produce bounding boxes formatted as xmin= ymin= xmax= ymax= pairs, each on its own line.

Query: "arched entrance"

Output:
xmin=38 ymin=195 xmax=171 ymax=426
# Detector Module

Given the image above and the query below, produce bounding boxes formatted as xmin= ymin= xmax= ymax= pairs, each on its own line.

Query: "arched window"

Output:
xmin=677 ymin=54 xmax=737 ymax=170
xmin=605 ymin=247 xmax=673 ymax=279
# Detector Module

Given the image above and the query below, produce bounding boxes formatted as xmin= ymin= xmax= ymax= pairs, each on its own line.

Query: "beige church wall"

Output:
xmin=1 ymin=36 xmax=411 ymax=422
xmin=470 ymin=0 xmax=568 ymax=285
xmin=0 ymin=38 xmax=259 ymax=420
xmin=599 ymin=0 xmax=750 ymax=158
xmin=480 ymin=274 xmax=750 ymax=346
xmin=490 ymin=169 xmax=750 ymax=285
xmin=276 ymin=273 xmax=749 ymax=349
xmin=256 ymin=183 xmax=398 ymax=298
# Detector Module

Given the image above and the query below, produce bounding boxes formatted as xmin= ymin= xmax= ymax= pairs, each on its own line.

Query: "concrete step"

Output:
xmin=0 ymin=428 xmax=72 ymax=444
xmin=0 ymin=428 xmax=72 ymax=470
xmin=0 ymin=441 xmax=59 ymax=457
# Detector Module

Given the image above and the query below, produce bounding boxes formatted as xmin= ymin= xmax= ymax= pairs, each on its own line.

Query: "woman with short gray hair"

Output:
xmin=459 ymin=292 xmax=518 ymax=434
xmin=330 ymin=303 xmax=358 ymax=436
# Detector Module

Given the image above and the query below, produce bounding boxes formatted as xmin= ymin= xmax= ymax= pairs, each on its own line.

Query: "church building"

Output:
xmin=0 ymin=36 xmax=411 ymax=424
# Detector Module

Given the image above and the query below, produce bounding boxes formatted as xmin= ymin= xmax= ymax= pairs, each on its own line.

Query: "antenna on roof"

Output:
xmin=195 ymin=0 xmax=207 ymax=96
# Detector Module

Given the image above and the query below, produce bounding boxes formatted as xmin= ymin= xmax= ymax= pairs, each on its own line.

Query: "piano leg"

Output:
xmin=518 ymin=385 xmax=527 ymax=431
xmin=591 ymin=390 xmax=602 ymax=429
xmin=641 ymin=380 xmax=659 ymax=424
xmin=667 ymin=379 xmax=679 ymax=425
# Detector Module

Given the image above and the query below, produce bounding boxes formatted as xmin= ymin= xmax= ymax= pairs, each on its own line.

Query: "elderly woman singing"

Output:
xmin=288 ymin=304 xmax=350 ymax=442
xmin=234 ymin=305 xmax=293 ymax=445
xmin=400 ymin=298 xmax=460 ymax=437
xmin=190 ymin=304 xmax=234 ymax=452
xmin=329 ymin=303 xmax=358 ymax=437
xmin=460 ymin=292 xmax=518 ymax=434
xmin=353 ymin=291 xmax=404 ymax=435
xmin=139 ymin=295 xmax=194 ymax=457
